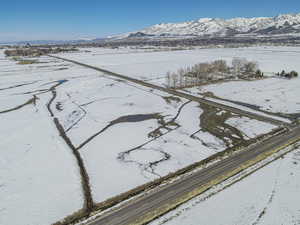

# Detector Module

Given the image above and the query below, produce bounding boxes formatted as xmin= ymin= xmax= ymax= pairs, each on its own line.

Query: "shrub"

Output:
xmin=290 ymin=70 xmax=298 ymax=77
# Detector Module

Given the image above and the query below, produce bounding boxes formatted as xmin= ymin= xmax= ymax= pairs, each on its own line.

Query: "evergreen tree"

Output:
xmin=290 ymin=71 xmax=298 ymax=77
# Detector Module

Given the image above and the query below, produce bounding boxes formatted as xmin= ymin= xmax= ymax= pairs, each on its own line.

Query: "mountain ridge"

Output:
xmin=114 ymin=13 xmax=300 ymax=39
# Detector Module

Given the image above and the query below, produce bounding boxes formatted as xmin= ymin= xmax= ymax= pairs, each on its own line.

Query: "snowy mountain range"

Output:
xmin=119 ymin=13 xmax=300 ymax=39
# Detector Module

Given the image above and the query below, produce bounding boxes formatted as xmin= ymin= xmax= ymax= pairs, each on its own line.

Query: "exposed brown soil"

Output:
xmin=162 ymin=96 xmax=182 ymax=104
xmin=197 ymin=103 xmax=245 ymax=148
xmin=17 ymin=59 xmax=39 ymax=65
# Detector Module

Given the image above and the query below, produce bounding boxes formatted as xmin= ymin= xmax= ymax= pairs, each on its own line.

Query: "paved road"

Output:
xmin=85 ymin=125 xmax=300 ymax=225
xmin=49 ymin=55 xmax=290 ymax=128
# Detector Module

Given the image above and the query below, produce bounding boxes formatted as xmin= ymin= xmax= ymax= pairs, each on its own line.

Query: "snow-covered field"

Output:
xmin=0 ymin=46 xmax=294 ymax=225
xmin=53 ymin=77 xmax=219 ymax=203
xmin=185 ymin=77 xmax=300 ymax=117
xmin=0 ymin=54 xmax=85 ymax=225
xmin=45 ymin=59 xmax=276 ymax=203
xmin=150 ymin=145 xmax=300 ymax=225
xmin=57 ymin=46 xmax=300 ymax=85
xmin=57 ymin=46 xmax=300 ymax=120
xmin=225 ymin=117 xmax=278 ymax=140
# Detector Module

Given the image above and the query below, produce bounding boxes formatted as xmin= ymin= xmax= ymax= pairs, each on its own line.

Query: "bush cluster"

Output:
xmin=276 ymin=70 xmax=298 ymax=79
xmin=166 ymin=58 xmax=263 ymax=88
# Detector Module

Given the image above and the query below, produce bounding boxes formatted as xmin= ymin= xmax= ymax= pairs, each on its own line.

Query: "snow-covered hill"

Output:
xmin=121 ymin=13 xmax=300 ymax=38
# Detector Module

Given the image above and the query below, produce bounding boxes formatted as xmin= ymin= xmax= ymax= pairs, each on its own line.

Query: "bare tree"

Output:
xmin=212 ymin=60 xmax=229 ymax=73
xmin=243 ymin=61 xmax=258 ymax=75
xmin=166 ymin=71 xmax=172 ymax=88
xmin=232 ymin=57 xmax=247 ymax=76
xmin=193 ymin=63 xmax=211 ymax=80
xmin=166 ymin=58 xmax=262 ymax=88
xmin=171 ymin=73 xmax=179 ymax=88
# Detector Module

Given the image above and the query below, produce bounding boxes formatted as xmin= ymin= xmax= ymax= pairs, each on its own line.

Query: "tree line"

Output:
xmin=275 ymin=70 xmax=298 ymax=79
xmin=166 ymin=58 xmax=263 ymax=88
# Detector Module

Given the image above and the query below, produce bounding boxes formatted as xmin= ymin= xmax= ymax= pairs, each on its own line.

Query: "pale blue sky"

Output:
xmin=1 ymin=0 xmax=299 ymax=42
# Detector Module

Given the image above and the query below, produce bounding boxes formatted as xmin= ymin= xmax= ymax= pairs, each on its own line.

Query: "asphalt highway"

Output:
xmin=85 ymin=126 xmax=300 ymax=225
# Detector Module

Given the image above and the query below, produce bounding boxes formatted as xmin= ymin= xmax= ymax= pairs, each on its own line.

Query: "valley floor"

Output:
xmin=0 ymin=46 xmax=299 ymax=225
